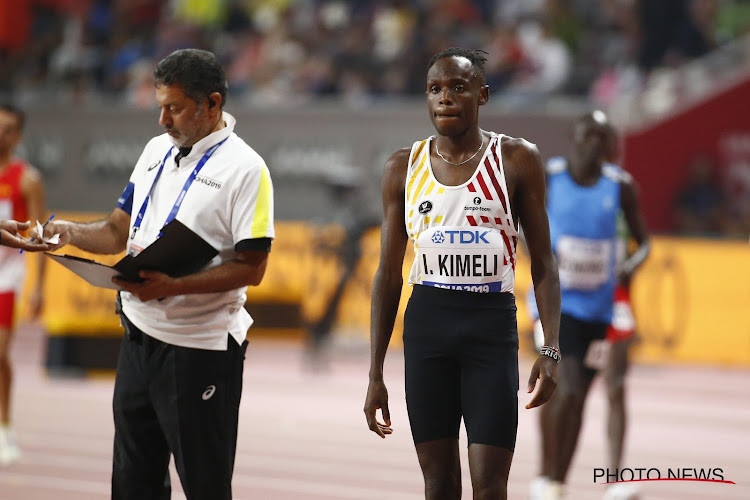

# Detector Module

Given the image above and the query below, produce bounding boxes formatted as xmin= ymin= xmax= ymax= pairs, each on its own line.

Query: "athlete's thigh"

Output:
xmin=460 ymin=333 xmax=519 ymax=450
xmin=403 ymin=289 xmax=462 ymax=444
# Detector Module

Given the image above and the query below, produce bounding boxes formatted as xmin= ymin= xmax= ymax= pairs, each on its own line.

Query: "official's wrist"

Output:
xmin=540 ymin=344 xmax=561 ymax=363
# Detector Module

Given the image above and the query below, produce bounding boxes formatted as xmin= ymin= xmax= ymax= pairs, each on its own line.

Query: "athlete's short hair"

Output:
xmin=427 ymin=48 xmax=488 ymax=86
xmin=0 ymin=102 xmax=25 ymax=131
xmin=154 ymin=49 xmax=228 ymax=109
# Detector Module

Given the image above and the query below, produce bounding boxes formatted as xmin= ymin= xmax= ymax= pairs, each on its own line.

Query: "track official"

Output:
xmin=35 ymin=49 xmax=275 ymax=500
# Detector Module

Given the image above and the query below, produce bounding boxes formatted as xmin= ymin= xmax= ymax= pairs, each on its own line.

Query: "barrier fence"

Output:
xmin=17 ymin=214 xmax=750 ymax=369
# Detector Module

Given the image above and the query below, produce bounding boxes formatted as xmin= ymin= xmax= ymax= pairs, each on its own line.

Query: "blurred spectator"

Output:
xmin=483 ymin=24 xmax=524 ymax=90
xmin=510 ymin=19 xmax=572 ymax=95
xmin=636 ymin=0 xmax=714 ymax=73
xmin=673 ymin=153 xmax=728 ymax=235
xmin=715 ymin=0 xmax=750 ymax=43
xmin=0 ymin=0 xmax=747 ymax=107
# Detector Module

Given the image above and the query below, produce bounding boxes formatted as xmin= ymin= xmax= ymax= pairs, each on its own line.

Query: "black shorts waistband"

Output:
xmin=410 ymin=284 xmax=516 ymax=309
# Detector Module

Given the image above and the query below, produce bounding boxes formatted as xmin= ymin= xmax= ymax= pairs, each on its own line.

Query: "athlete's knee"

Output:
xmin=424 ymin=474 xmax=461 ymax=500
xmin=555 ymin=380 xmax=587 ymax=409
xmin=472 ymin=479 xmax=508 ymax=500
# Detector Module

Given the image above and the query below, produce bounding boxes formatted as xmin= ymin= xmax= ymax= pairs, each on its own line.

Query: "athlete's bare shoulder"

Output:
xmin=385 ymin=147 xmax=411 ymax=172
xmin=499 ymin=135 xmax=543 ymax=193
xmin=382 ymin=147 xmax=411 ymax=196
xmin=20 ymin=162 xmax=44 ymax=194
xmin=21 ymin=163 xmax=43 ymax=183
xmin=500 ymin=135 xmax=541 ymax=166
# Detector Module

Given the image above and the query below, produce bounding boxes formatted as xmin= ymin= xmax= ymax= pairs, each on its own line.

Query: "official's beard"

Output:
xmin=166 ymin=130 xmax=187 ymax=147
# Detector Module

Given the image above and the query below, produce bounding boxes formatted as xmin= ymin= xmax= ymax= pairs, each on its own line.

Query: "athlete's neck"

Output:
xmin=436 ymin=129 xmax=485 ymax=159
xmin=568 ymin=157 xmax=602 ymax=186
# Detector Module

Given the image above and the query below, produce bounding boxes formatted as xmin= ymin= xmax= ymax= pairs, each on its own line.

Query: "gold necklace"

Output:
xmin=435 ymin=135 xmax=485 ymax=165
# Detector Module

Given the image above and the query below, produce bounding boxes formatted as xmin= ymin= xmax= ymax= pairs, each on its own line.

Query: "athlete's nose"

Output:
xmin=439 ymin=88 xmax=454 ymax=106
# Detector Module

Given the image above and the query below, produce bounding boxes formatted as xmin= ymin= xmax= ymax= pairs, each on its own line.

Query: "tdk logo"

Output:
xmin=435 ymin=230 xmax=490 ymax=244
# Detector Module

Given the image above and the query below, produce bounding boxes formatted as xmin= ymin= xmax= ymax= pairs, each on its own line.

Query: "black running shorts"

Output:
xmin=559 ymin=312 xmax=609 ymax=375
xmin=403 ymin=285 xmax=519 ymax=450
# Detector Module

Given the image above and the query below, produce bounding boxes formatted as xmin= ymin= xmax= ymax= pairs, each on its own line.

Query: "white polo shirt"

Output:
xmin=117 ymin=112 xmax=274 ymax=350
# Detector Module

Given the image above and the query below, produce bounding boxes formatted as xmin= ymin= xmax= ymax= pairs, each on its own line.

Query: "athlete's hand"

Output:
xmin=364 ymin=377 xmax=393 ymax=438
xmin=525 ymin=356 xmax=558 ymax=409
xmin=113 ymin=270 xmax=177 ymax=302
xmin=0 ymin=220 xmax=52 ymax=251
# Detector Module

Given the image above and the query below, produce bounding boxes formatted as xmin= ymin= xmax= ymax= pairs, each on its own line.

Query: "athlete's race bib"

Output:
xmin=415 ymin=226 xmax=505 ymax=293
xmin=556 ymin=236 xmax=612 ymax=290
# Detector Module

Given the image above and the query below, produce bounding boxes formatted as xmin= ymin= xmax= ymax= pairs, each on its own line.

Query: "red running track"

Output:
xmin=1 ymin=324 xmax=748 ymax=499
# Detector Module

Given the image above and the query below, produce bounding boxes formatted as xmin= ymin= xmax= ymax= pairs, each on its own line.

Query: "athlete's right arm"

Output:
xmin=364 ymin=148 xmax=409 ymax=439
xmin=34 ymin=208 xmax=131 ymax=255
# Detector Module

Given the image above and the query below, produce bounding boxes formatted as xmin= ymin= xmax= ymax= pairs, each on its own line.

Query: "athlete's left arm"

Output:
xmin=619 ymin=175 xmax=650 ymax=285
xmin=113 ymin=249 xmax=269 ymax=302
xmin=507 ymin=138 xmax=560 ymax=409
xmin=21 ymin=165 xmax=47 ymax=319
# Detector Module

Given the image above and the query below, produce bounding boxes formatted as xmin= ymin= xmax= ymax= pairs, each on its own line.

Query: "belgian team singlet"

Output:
xmin=406 ymin=133 xmax=518 ymax=294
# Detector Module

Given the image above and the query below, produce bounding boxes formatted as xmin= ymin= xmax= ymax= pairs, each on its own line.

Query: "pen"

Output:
xmin=20 ymin=213 xmax=56 ymax=254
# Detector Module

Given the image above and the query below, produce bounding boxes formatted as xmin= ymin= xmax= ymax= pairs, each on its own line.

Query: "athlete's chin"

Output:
xmin=431 ymin=121 xmax=466 ymax=138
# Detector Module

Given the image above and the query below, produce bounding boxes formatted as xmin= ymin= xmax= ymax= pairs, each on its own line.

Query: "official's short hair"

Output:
xmin=427 ymin=48 xmax=488 ymax=86
xmin=154 ymin=49 xmax=228 ymax=109
xmin=0 ymin=102 xmax=25 ymax=131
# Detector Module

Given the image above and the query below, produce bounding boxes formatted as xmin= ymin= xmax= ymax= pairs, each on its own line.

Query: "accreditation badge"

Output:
xmin=127 ymin=227 xmax=147 ymax=257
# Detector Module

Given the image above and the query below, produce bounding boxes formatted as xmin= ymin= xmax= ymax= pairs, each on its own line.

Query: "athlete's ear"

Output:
xmin=479 ymin=85 xmax=489 ymax=106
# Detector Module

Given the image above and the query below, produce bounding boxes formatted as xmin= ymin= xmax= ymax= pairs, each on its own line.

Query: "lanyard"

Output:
xmin=131 ymin=137 xmax=228 ymax=240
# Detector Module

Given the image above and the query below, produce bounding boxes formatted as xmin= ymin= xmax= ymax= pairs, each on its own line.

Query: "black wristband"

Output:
xmin=540 ymin=345 xmax=561 ymax=363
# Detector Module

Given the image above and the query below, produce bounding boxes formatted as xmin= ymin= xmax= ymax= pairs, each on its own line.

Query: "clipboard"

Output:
xmin=46 ymin=219 xmax=219 ymax=290
xmin=45 ymin=253 xmax=125 ymax=290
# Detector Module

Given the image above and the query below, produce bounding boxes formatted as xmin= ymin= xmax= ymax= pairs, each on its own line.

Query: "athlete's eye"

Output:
xmin=453 ymin=85 xmax=464 ymax=93
xmin=429 ymin=85 xmax=440 ymax=93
